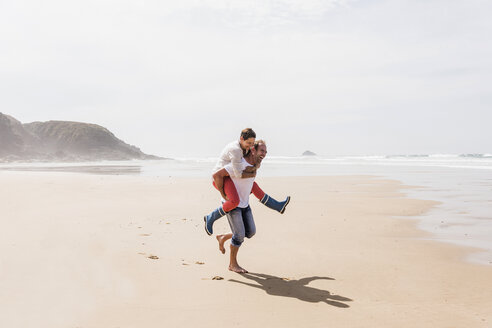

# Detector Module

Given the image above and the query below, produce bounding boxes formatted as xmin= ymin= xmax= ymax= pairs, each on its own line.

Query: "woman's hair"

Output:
xmin=240 ymin=128 xmax=256 ymax=140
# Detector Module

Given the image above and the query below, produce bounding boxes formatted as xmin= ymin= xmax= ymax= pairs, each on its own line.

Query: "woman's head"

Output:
xmin=239 ymin=128 xmax=256 ymax=151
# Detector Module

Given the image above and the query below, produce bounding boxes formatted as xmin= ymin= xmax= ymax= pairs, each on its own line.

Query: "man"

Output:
xmin=204 ymin=130 xmax=290 ymax=235
xmin=210 ymin=140 xmax=285 ymax=273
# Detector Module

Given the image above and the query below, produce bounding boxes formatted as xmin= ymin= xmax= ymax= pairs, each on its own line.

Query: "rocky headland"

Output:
xmin=0 ymin=113 xmax=161 ymax=162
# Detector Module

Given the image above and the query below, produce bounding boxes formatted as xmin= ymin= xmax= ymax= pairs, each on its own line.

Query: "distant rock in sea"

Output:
xmin=302 ymin=150 xmax=317 ymax=156
xmin=0 ymin=112 xmax=162 ymax=162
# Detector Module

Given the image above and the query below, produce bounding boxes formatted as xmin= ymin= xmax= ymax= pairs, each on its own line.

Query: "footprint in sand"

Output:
xmin=202 ymin=276 xmax=224 ymax=281
xmin=201 ymin=276 xmax=224 ymax=280
xmin=139 ymin=233 xmax=151 ymax=236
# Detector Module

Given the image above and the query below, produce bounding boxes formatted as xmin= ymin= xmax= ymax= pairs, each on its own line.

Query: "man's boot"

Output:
xmin=260 ymin=194 xmax=291 ymax=214
xmin=204 ymin=206 xmax=227 ymax=235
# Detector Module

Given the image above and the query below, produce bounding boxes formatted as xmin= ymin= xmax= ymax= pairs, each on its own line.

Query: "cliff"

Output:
xmin=0 ymin=113 xmax=161 ymax=162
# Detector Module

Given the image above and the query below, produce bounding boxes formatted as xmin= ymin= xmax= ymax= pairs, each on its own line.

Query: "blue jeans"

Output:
xmin=226 ymin=205 xmax=256 ymax=247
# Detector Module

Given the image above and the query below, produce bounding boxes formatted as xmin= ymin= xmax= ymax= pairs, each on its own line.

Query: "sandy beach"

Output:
xmin=1 ymin=172 xmax=491 ymax=328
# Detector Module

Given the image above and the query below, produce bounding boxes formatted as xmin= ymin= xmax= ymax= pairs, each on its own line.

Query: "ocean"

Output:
xmin=1 ymin=154 xmax=491 ymax=265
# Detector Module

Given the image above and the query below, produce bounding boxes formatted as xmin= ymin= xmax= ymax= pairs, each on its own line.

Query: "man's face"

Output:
xmin=239 ymin=137 xmax=255 ymax=151
xmin=255 ymin=143 xmax=267 ymax=164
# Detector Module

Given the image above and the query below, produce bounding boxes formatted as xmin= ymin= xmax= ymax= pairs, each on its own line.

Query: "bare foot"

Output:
xmin=229 ymin=264 xmax=248 ymax=273
xmin=216 ymin=234 xmax=232 ymax=254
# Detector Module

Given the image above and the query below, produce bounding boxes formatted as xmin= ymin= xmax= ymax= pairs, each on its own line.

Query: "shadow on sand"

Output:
xmin=229 ymin=272 xmax=352 ymax=308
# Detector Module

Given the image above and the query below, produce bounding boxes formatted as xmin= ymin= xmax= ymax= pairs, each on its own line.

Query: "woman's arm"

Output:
xmin=227 ymin=147 xmax=244 ymax=178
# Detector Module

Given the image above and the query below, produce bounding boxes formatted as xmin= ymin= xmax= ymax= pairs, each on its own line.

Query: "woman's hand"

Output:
xmin=250 ymin=146 xmax=256 ymax=157
xmin=241 ymin=165 xmax=257 ymax=178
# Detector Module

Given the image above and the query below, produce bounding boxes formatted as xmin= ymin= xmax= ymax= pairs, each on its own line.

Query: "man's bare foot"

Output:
xmin=216 ymin=235 xmax=226 ymax=254
xmin=229 ymin=264 xmax=248 ymax=273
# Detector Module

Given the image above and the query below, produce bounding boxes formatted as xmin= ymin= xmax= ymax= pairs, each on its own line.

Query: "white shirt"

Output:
xmin=223 ymin=158 xmax=255 ymax=208
xmin=213 ymin=140 xmax=244 ymax=178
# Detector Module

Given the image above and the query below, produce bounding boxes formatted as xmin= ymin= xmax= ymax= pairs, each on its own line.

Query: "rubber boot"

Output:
xmin=204 ymin=206 xmax=226 ymax=235
xmin=260 ymin=194 xmax=291 ymax=214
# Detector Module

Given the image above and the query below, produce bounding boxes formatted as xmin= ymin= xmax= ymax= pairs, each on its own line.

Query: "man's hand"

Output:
xmin=213 ymin=168 xmax=230 ymax=200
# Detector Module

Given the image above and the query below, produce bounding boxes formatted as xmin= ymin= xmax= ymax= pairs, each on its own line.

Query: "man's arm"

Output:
xmin=213 ymin=168 xmax=230 ymax=200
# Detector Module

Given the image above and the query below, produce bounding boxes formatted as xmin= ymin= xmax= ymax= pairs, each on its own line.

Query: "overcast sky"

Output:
xmin=1 ymin=0 xmax=491 ymax=157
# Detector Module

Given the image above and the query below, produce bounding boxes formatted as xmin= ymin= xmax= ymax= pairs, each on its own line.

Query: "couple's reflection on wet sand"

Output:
xmin=229 ymin=272 xmax=352 ymax=308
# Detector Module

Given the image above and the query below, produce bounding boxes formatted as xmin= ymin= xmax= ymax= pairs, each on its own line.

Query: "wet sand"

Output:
xmin=1 ymin=172 xmax=491 ymax=327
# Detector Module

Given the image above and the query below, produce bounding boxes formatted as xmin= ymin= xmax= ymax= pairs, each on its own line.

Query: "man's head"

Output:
xmin=253 ymin=140 xmax=267 ymax=165
xmin=239 ymin=128 xmax=256 ymax=151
